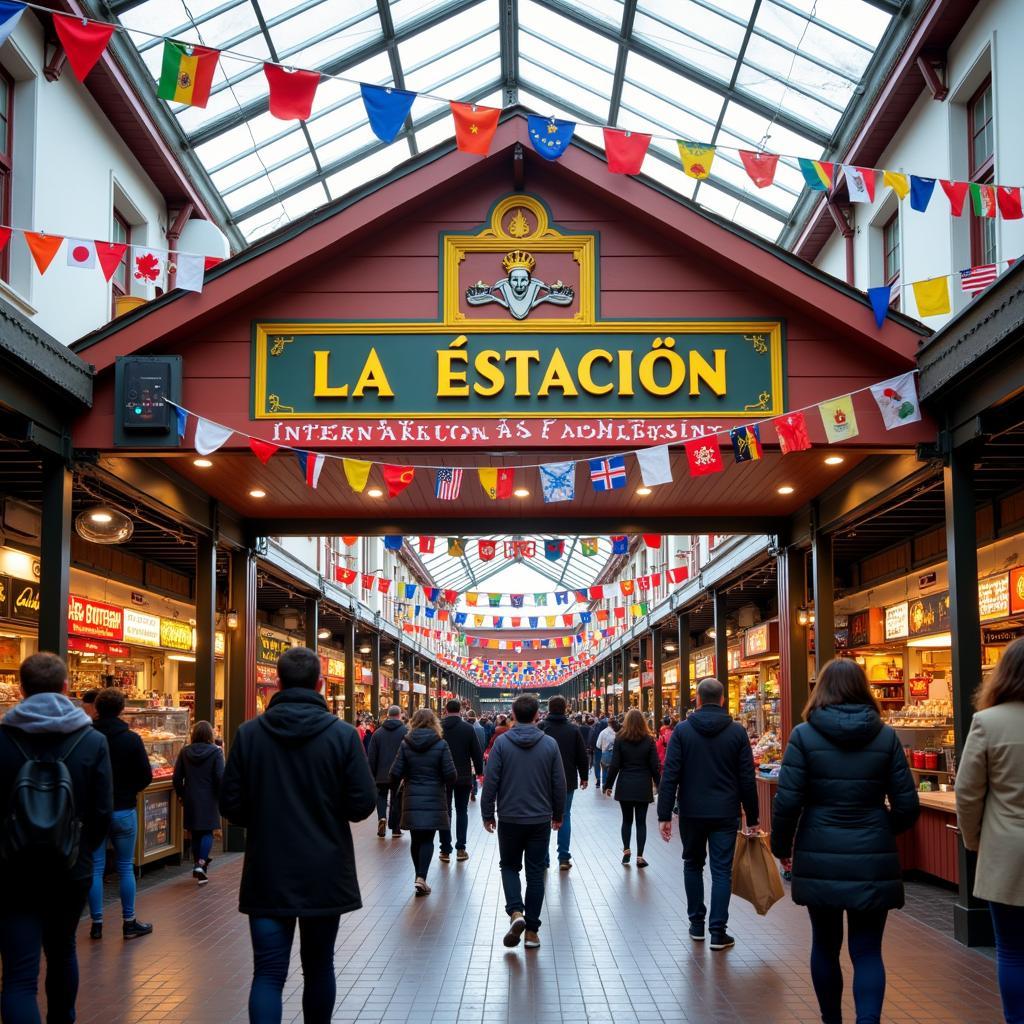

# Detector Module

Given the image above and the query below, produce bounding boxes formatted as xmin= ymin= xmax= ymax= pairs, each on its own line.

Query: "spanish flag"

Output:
xmin=677 ymin=141 xmax=715 ymax=179
xmin=158 ymin=40 xmax=219 ymax=108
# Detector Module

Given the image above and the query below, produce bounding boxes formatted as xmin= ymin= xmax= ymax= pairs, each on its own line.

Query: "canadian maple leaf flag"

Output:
xmin=131 ymin=246 xmax=166 ymax=288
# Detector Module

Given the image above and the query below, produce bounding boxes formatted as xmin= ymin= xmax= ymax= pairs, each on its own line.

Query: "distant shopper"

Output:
xmin=0 ymin=653 xmax=112 ymax=1024
xmin=439 ymin=700 xmax=484 ymax=863
xmin=389 ymin=708 xmax=456 ymax=896
xmin=88 ymin=686 xmax=153 ymax=940
xmin=594 ymin=717 xmax=618 ymax=790
xmin=539 ymin=695 xmax=589 ymax=870
xmin=367 ymin=705 xmax=407 ymax=838
xmin=220 ymin=646 xmax=377 ymax=1024
xmin=172 ymin=719 xmax=224 ymax=885
xmin=956 ymin=637 xmax=1024 ymax=1024
xmin=656 ymin=715 xmax=673 ymax=767
xmin=485 ymin=714 xmax=510 ymax=757
xmin=772 ymin=658 xmax=919 ymax=1024
xmin=605 ymin=709 xmax=660 ymax=867
xmin=658 ymin=678 xmax=758 ymax=950
xmin=469 ymin=713 xmax=487 ymax=801
xmin=80 ymin=688 xmax=99 ymax=721
xmin=481 ymin=695 xmax=565 ymax=951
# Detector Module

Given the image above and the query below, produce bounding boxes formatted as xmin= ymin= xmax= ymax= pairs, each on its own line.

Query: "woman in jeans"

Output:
xmin=956 ymin=636 xmax=1024 ymax=1023
xmin=88 ymin=687 xmax=154 ymax=940
xmin=771 ymin=658 xmax=919 ymax=1024
xmin=604 ymin=709 xmax=660 ymax=867
xmin=173 ymin=719 xmax=224 ymax=885
xmin=389 ymin=708 xmax=456 ymax=896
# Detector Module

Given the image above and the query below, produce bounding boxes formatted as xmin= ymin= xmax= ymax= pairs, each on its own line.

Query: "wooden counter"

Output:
xmin=897 ymin=789 xmax=959 ymax=885
xmin=755 ymin=774 xmax=777 ymax=832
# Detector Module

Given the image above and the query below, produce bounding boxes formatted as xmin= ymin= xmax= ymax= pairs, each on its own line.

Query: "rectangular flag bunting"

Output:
xmin=581 ymin=537 xmax=599 ymax=556
xmin=448 ymin=537 xmax=466 ymax=557
xmin=590 ymin=586 xmax=605 ymax=601
xmin=611 ymin=536 xmax=628 ymax=555
xmin=997 ymin=186 xmax=1023 ymax=220
xmin=534 ymin=593 xmax=547 ymax=606
xmin=343 ymin=458 xmax=371 ymax=492
xmin=912 ymin=276 xmax=951 ymax=317
xmin=478 ymin=539 xmax=496 ymax=561
xmin=969 ymin=182 xmax=996 ymax=218
xmin=383 ymin=535 xmax=403 ymax=551
xmin=478 ymin=466 xmax=514 ymax=499
xmin=418 ymin=536 xmax=435 ymax=554
xmin=555 ymin=591 xmax=569 ymax=605
xmin=450 ymin=102 xmax=500 ymax=155
xmin=544 ymin=539 xmax=565 ymax=561
xmin=883 ymin=170 xmax=909 ymax=199
xmin=528 ymin=617 xmax=539 ymax=629
xmin=667 ymin=566 xmax=689 ymax=584
xmin=774 ymin=411 xmax=812 ymax=453
xmin=730 ymin=424 xmax=762 ymax=463
xmin=870 ymin=373 xmax=921 ymax=429
xmin=263 ymin=63 xmax=320 ymax=120
xmin=798 ymin=158 xmax=833 ymax=191
xmin=909 ymin=175 xmax=936 ymax=212
xmin=336 ymin=567 xmax=357 ymax=585
xmin=443 ymin=589 xmax=458 ymax=603
xmin=940 ymin=180 xmax=969 ymax=216
xmin=510 ymin=594 xmax=524 ymax=607
xmin=0 ymin=3 xmax=26 ymax=50
xmin=377 ymin=578 xmax=391 ymax=595
xmin=434 ymin=467 xmax=463 ymax=500
xmin=157 ymin=40 xmax=219 ymax=109
xmin=818 ymin=396 xmax=860 ymax=444
xmin=677 ymin=141 xmax=715 ymax=179
xmin=960 ymin=264 xmax=998 ymax=295
xmin=425 ymin=587 xmax=440 ymax=603
xmin=66 ymin=239 xmax=96 ymax=269
xmin=684 ymin=438 xmax=723 ymax=476
xmin=404 ymin=583 xmax=417 ymax=599
xmin=488 ymin=593 xmax=501 ymax=607
xmin=539 ymin=461 xmax=575 ymax=503
xmin=294 ymin=451 xmax=325 ymax=488
xmin=603 ymin=128 xmax=650 ymax=174
xmin=589 ymin=455 xmax=627 ymax=491
xmin=466 ymin=592 xmax=479 ymax=606
xmin=843 ymin=165 xmax=875 ymax=203
xmin=739 ymin=150 xmax=778 ymax=188
xmin=131 ymin=246 xmax=166 ymax=288
xmin=175 ymin=406 xmax=188 ymax=440
xmin=174 ymin=253 xmax=205 ymax=293
xmin=636 ymin=444 xmax=672 ymax=486
xmin=361 ymin=83 xmax=416 ymax=142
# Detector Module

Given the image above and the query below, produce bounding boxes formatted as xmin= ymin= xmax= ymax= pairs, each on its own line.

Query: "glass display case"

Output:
xmin=122 ymin=706 xmax=190 ymax=781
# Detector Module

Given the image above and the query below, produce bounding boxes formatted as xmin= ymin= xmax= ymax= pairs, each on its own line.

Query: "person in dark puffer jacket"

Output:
xmin=367 ymin=706 xmax=407 ymax=838
xmin=771 ymin=657 xmax=919 ymax=1024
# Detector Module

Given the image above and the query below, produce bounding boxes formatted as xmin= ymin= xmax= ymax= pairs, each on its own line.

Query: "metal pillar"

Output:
xmin=370 ymin=631 xmax=381 ymax=722
xmin=343 ymin=618 xmax=356 ymax=723
xmin=712 ymin=588 xmax=728 ymax=695
xmin=677 ymin=612 xmax=691 ymax=715
xmin=778 ymin=547 xmax=809 ymax=741
xmin=38 ymin=456 xmax=71 ymax=659
xmin=651 ymin=626 xmax=663 ymax=723
xmin=393 ymin=639 xmax=401 ymax=708
xmin=194 ymin=534 xmax=217 ymax=725
xmin=812 ymin=524 xmax=835 ymax=673
xmin=304 ymin=596 xmax=319 ymax=652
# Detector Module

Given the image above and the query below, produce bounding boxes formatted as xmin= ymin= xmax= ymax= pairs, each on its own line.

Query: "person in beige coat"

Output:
xmin=956 ymin=636 xmax=1024 ymax=1024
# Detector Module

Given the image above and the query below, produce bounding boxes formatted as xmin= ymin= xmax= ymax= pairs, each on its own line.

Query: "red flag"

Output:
xmin=596 ymin=609 xmax=609 ymax=622
xmin=52 ymin=15 xmax=114 ymax=81
xmin=589 ymin=586 xmax=604 ymax=601
xmin=684 ymin=438 xmax=723 ymax=476
xmin=377 ymin=577 xmax=391 ymax=594
xmin=667 ymin=566 xmax=689 ymax=585
xmin=642 ymin=534 xmax=661 ymax=549
xmin=774 ymin=412 xmax=812 ymax=453
xmin=360 ymin=574 xmax=374 ymax=590
xmin=450 ymin=102 xmax=500 ymax=155
xmin=620 ymin=580 xmax=635 ymax=597
xmin=335 ymin=567 xmax=357 ymax=584
xmin=204 ymin=255 xmax=224 ymax=271
xmin=341 ymin=536 xmax=358 ymax=546
xmin=381 ymin=464 xmax=415 ymax=498
xmin=478 ymin=539 xmax=496 ymax=561
xmin=24 ymin=233 xmax=64 ymax=275
xmin=614 ymin=606 xmax=626 ymax=619
xmin=940 ymin=180 xmax=969 ymax=216
xmin=511 ymin=618 xmax=521 ymax=627
xmin=562 ymin=615 xmax=574 ymax=627
xmin=263 ymin=63 xmax=320 ymax=120
xmin=0 ymin=228 xmax=10 ymax=253
xmin=248 ymin=437 xmax=280 ymax=464
xmin=739 ymin=150 xmax=779 ymax=188
xmin=443 ymin=589 xmax=458 ymax=604
xmin=95 ymin=241 xmax=127 ymax=282
xmin=603 ymin=128 xmax=651 ymax=174
xmin=418 ymin=536 xmax=436 ymax=554
xmin=997 ymin=186 xmax=1023 ymax=220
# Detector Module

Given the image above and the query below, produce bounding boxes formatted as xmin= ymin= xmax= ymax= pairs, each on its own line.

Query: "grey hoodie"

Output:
xmin=480 ymin=723 xmax=566 ymax=825
xmin=2 ymin=692 xmax=92 ymax=734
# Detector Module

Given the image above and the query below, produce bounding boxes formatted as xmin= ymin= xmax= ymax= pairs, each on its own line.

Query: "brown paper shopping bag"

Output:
xmin=731 ymin=831 xmax=785 ymax=916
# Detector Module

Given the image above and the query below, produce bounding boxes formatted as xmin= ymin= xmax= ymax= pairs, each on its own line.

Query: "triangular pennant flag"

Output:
xmin=0 ymin=3 xmax=26 ymax=50
xmin=343 ymin=459 xmax=371 ymax=493
xmin=603 ymin=128 xmax=650 ymax=174
xmin=912 ymin=276 xmax=951 ymax=317
xmin=450 ymin=102 xmax=500 ymax=155
xmin=684 ymin=438 xmax=722 ymax=476
xmin=24 ymin=233 xmax=64 ymax=275
xmin=404 ymin=583 xmax=417 ymax=599
xmin=173 ymin=252 xmax=205 ymax=293
xmin=263 ymin=63 xmax=320 ymax=120
xmin=940 ymin=180 xmax=969 ymax=216
xmin=527 ymin=115 xmax=575 ymax=161
xmin=738 ymin=149 xmax=778 ymax=188
xmin=677 ymin=141 xmax=715 ymax=179
xmin=996 ymin=186 xmax=1023 ymax=220
xmin=360 ymin=83 xmax=416 ymax=142
xmin=95 ymin=241 xmax=127 ymax=282
xmin=818 ymin=396 xmax=860 ymax=443
xmin=867 ymin=284 xmax=893 ymax=328
xmin=194 ymin=417 xmax=233 ymax=456
xmin=294 ymin=451 xmax=325 ymax=488
xmin=909 ymin=175 xmax=936 ymax=212
xmin=843 ymin=165 xmax=875 ymax=203
xmin=882 ymin=170 xmax=909 ymax=199
xmin=382 ymin=464 xmax=415 ymax=498
xmin=66 ymin=238 xmax=96 ymax=269
xmin=248 ymin=437 xmax=280 ymax=464
xmin=158 ymin=39 xmax=219 ymax=109
xmin=52 ymin=14 xmax=114 ymax=81
xmin=870 ymin=372 xmax=921 ymax=429
xmin=798 ymin=158 xmax=833 ymax=191
xmin=969 ymin=182 xmax=996 ymax=218
xmin=0 ymin=227 xmax=10 ymax=254
xmin=636 ymin=444 xmax=672 ymax=487
xmin=730 ymin=424 xmax=762 ymax=462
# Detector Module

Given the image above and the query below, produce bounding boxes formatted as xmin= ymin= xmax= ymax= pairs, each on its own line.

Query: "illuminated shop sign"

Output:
xmin=978 ymin=574 xmax=1010 ymax=622
xmin=159 ymin=618 xmax=195 ymax=653
xmin=68 ymin=595 xmax=124 ymax=641
xmin=123 ymin=609 xmax=161 ymax=647
xmin=884 ymin=602 xmax=908 ymax=641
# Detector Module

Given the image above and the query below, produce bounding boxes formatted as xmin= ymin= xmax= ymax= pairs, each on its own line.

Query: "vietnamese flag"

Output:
xmin=739 ymin=150 xmax=779 ymax=188
xmin=450 ymin=102 xmax=500 ymax=155
xmin=24 ymin=233 xmax=64 ymax=275
xmin=264 ymin=63 xmax=320 ymax=120
xmin=382 ymin=464 xmax=415 ymax=498
xmin=52 ymin=14 xmax=114 ymax=81
xmin=603 ymin=128 xmax=650 ymax=174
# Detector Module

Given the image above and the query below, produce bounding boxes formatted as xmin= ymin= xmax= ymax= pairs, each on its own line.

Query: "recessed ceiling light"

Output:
xmin=636 ymin=486 xmax=652 ymax=496
xmin=777 ymin=485 xmax=795 ymax=495
xmin=193 ymin=458 xmax=213 ymax=468
xmin=513 ymin=488 xmax=530 ymax=498
xmin=249 ymin=489 xmax=266 ymax=498
xmin=824 ymin=455 xmax=844 ymax=465
xmin=367 ymin=487 xmax=384 ymax=498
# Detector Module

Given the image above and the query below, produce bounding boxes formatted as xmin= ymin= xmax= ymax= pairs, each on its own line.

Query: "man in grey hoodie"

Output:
xmin=481 ymin=694 xmax=565 ymax=951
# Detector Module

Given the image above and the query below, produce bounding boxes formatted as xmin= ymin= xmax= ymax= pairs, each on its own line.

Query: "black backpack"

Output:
xmin=0 ymin=727 xmax=91 ymax=869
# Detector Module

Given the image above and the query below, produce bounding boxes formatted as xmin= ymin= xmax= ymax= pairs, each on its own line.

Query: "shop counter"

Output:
xmin=897 ymin=789 xmax=959 ymax=885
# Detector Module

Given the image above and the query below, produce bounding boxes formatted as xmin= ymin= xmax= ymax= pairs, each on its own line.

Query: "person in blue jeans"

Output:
xmin=539 ymin=696 xmax=589 ymax=869
xmin=88 ymin=687 xmax=154 ymax=940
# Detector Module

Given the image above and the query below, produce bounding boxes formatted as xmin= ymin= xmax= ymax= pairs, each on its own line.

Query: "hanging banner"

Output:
xmin=908 ymin=592 xmax=950 ymax=637
xmin=123 ymin=609 xmax=161 ymax=647
xmin=159 ymin=617 xmax=195 ymax=653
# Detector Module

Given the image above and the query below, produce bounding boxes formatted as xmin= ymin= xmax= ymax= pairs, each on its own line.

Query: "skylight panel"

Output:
xmin=633 ymin=2 xmax=746 ymax=86
xmin=266 ymin=0 xmax=378 ymax=55
xmin=324 ymin=144 xmax=409 ymax=200
xmin=734 ymin=62 xmax=844 ymax=135
xmin=519 ymin=60 xmax=611 ymax=118
xmin=519 ymin=0 xmax=620 ymax=67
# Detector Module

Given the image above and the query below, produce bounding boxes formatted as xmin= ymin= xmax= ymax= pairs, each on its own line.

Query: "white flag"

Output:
xmin=843 ymin=164 xmax=875 ymax=204
xmin=66 ymin=239 xmax=96 ymax=269
xmin=174 ymin=253 xmax=205 ymax=293
xmin=194 ymin=417 xmax=234 ymax=455
xmin=636 ymin=444 xmax=672 ymax=486
xmin=870 ymin=372 xmax=922 ymax=430
xmin=131 ymin=245 xmax=166 ymax=289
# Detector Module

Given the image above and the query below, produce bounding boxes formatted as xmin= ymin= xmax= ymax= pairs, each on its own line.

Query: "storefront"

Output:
xmin=257 ymin=628 xmax=297 ymax=714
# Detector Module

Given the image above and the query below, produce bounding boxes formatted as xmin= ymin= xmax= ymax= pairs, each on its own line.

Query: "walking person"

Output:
xmin=656 ymin=715 xmax=673 ymax=767
xmin=172 ymin=720 xmax=224 ymax=885
xmin=605 ymin=709 xmax=660 ymax=867
xmin=590 ymin=714 xmax=608 ymax=786
xmin=771 ymin=658 xmax=919 ymax=1024
xmin=539 ymin=695 xmax=588 ymax=870
xmin=220 ymin=647 xmax=377 ymax=1024
xmin=389 ymin=708 xmax=456 ymax=896
xmin=0 ymin=653 xmax=112 ymax=1024
xmin=439 ymin=701 xmax=484 ymax=863
xmin=956 ymin=637 xmax=1024 ymax=1024
xmin=481 ymin=695 xmax=565 ymax=951
xmin=367 ymin=705 xmax=407 ymax=838
xmin=485 ymin=713 xmax=510 ymax=757
xmin=87 ymin=687 xmax=154 ymax=940
xmin=469 ymin=713 xmax=486 ymax=801
xmin=658 ymin=677 xmax=758 ymax=950
xmin=594 ymin=717 xmax=617 ymax=790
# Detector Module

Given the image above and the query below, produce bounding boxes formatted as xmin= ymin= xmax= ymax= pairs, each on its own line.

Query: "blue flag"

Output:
xmin=383 ymin=535 xmax=403 ymax=550
xmin=454 ymin=612 xmax=467 ymax=625
xmin=867 ymin=284 xmax=893 ymax=328
xmin=540 ymin=460 xmax=575 ymax=503
xmin=545 ymin=539 xmax=564 ymax=561
xmin=580 ymin=611 xmax=592 ymax=624
xmin=404 ymin=583 xmax=417 ymax=599
xmin=175 ymin=406 xmax=188 ymax=440
xmin=527 ymin=115 xmax=575 ymax=161
xmin=425 ymin=607 xmax=435 ymax=619
xmin=360 ymin=83 xmax=416 ymax=143
xmin=528 ymin=617 xmax=539 ymax=629
xmin=611 ymin=535 xmax=629 ymax=555
xmin=0 ymin=3 xmax=25 ymax=50
xmin=910 ymin=175 xmax=936 ymax=212
xmin=555 ymin=591 xmax=569 ymax=605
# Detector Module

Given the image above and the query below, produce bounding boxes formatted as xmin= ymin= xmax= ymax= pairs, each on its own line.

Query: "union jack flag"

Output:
xmin=960 ymin=264 xmax=999 ymax=295
xmin=434 ymin=467 xmax=463 ymax=500
xmin=589 ymin=455 xmax=627 ymax=491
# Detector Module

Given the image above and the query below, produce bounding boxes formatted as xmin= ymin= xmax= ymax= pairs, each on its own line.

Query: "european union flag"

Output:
xmin=527 ymin=115 xmax=575 ymax=161
xmin=360 ymin=83 xmax=416 ymax=143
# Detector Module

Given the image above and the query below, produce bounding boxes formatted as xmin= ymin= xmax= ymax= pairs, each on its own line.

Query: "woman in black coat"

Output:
xmin=771 ymin=658 xmax=919 ymax=1024
xmin=173 ymin=719 xmax=225 ymax=885
xmin=604 ymin=709 xmax=661 ymax=867
xmin=389 ymin=708 xmax=457 ymax=896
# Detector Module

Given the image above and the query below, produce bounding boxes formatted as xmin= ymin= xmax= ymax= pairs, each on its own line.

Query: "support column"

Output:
xmin=304 ymin=597 xmax=319 ymax=652
xmin=812 ymin=524 xmax=835 ymax=673
xmin=343 ymin=618 xmax=356 ymax=724
xmin=393 ymin=639 xmax=401 ymax=708
xmin=677 ymin=612 xmax=691 ymax=715
xmin=411 ymin=655 xmax=418 ymax=712
xmin=778 ymin=547 xmax=808 ymax=742
xmin=651 ymin=626 xmax=663 ymax=723
xmin=712 ymin=589 xmax=728 ymax=693
xmin=945 ymin=443 xmax=991 ymax=947
xmin=38 ymin=456 xmax=71 ymax=659
xmin=370 ymin=632 xmax=381 ymax=722
xmin=225 ymin=547 xmax=256 ymax=853
xmin=194 ymin=534 xmax=217 ymax=725
xmin=637 ymin=634 xmax=647 ymax=711
xmin=425 ymin=661 xmax=433 ymax=711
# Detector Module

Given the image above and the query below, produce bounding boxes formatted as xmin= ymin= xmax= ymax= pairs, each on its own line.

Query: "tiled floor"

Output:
xmin=68 ymin=789 xmax=1003 ymax=1024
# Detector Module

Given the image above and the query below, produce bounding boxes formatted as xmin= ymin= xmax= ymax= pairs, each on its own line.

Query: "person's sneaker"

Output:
xmin=391 ymin=830 xmax=402 ymax=838
xmin=688 ymin=923 xmax=705 ymax=942
xmin=193 ymin=864 xmax=208 ymax=886
xmin=524 ymin=931 xmax=541 ymax=949
xmin=439 ymin=852 xmax=451 ymax=863
xmin=89 ymin=922 xmax=102 ymax=940
xmin=123 ymin=919 xmax=154 ymax=940
xmin=709 ymin=931 xmax=735 ymax=950
xmin=377 ymin=819 xmax=387 ymax=838
xmin=503 ymin=912 xmax=526 ymax=947
xmin=456 ymin=850 xmax=469 ymax=862
xmin=559 ymin=860 xmax=572 ymax=871
xmin=414 ymin=877 xmax=431 ymax=897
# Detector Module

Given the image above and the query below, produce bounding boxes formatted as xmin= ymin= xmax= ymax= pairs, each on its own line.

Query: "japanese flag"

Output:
xmin=66 ymin=238 xmax=96 ymax=269
xmin=131 ymin=246 xmax=166 ymax=288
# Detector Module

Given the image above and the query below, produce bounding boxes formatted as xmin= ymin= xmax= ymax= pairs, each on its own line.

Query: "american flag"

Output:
xmin=434 ymin=467 xmax=463 ymax=500
xmin=960 ymin=264 xmax=999 ymax=295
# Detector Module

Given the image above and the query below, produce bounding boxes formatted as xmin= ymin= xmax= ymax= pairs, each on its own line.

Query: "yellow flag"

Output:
xmin=478 ymin=467 xmax=497 ymax=498
xmin=677 ymin=141 xmax=715 ymax=179
xmin=473 ymin=615 xmax=485 ymax=627
xmin=545 ymin=616 xmax=556 ymax=627
xmin=342 ymin=458 xmax=371 ymax=492
xmin=883 ymin=169 xmax=909 ymax=199
xmin=913 ymin=276 xmax=951 ymax=317
xmin=818 ymin=395 xmax=860 ymax=444
xmin=630 ymin=603 xmax=642 ymax=616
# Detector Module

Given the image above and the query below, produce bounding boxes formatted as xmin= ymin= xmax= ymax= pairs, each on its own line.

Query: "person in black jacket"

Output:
xmin=366 ymin=706 xmax=407 ymax=838
xmin=87 ymin=687 xmax=154 ymax=940
xmin=172 ymin=719 xmax=224 ymax=885
xmin=390 ymin=708 xmax=457 ymax=896
xmin=220 ymin=647 xmax=376 ymax=1024
xmin=771 ymin=658 xmax=919 ymax=1024
xmin=589 ymin=715 xmax=608 ymax=786
xmin=539 ymin=696 xmax=589 ymax=870
xmin=605 ymin=709 xmax=660 ymax=867
xmin=439 ymin=701 xmax=483 ymax=863
xmin=658 ymin=677 xmax=758 ymax=950
xmin=0 ymin=653 xmax=112 ymax=1024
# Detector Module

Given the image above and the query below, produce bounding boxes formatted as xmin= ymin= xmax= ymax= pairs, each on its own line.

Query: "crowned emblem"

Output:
xmin=466 ymin=248 xmax=574 ymax=320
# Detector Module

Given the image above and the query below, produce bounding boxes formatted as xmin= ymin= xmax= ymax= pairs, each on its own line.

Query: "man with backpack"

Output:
xmin=0 ymin=652 xmax=113 ymax=1024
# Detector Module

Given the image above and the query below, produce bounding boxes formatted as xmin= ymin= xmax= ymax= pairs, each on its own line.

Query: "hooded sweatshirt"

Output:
xmin=480 ymin=723 xmax=565 ymax=825
xmin=367 ymin=717 xmax=407 ymax=784
xmin=92 ymin=714 xmax=153 ymax=810
xmin=2 ymin=692 xmax=91 ymax=733
xmin=173 ymin=741 xmax=224 ymax=831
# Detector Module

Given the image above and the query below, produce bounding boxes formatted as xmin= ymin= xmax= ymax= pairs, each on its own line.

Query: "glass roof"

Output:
xmin=107 ymin=0 xmax=899 ymax=242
